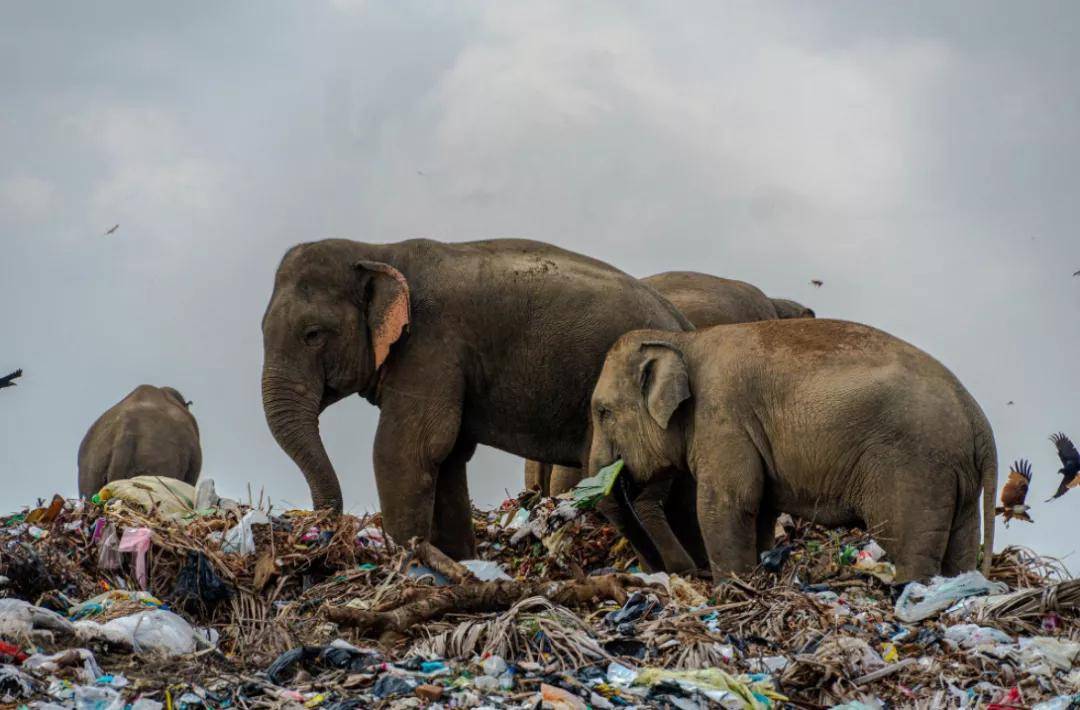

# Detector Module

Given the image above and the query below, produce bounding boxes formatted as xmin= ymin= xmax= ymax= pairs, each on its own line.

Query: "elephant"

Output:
xmin=771 ymin=298 xmax=816 ymax=319
xmin=77 ymin=385 xmax=201 ymax=498
xmin=585 ymin=319 xmax=997 ymax=583
xmin=260 ymin=238 xmax=692 ymax=560
xmin=527 ymin=271 xmax=807 ymax=498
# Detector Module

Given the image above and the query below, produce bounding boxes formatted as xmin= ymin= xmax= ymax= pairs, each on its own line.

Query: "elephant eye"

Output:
xmin=303 ymin=326 xmax=325 ymax=347
xmin=596 ymin=405 xmax=611 ymax=422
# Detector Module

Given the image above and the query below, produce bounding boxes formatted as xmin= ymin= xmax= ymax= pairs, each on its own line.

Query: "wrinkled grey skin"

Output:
xmin=587 ymin=320 xmax=997 ymax=583
xmin=260 ymin=238 xmax=691 ymax=560
xmin=771 ymin=298 xmax=816 ymax=319
xmin=528 ymin=271 xmax=795 ymax=498
xmin=77 ymin=385 xmax=201 ymax=498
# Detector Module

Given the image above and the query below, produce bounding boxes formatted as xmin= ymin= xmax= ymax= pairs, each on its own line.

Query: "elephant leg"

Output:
xmin=862 ymin=457 xmax=953 ymax=583
xmin=666 ymin=473 xmax=709 ymax=571
xmin=633 ymin=478 xmax=696 ymax=575
xmin=432 ymin=440 xmax=478 ymax=560
xmin=524 ymin=460 xmax=552 ymax=496
xmin=755 ymin=503 xmax=779 ymax=558
xmin=941 ymin=492 xmax=979 ymax=576
xmin=371 ymin=387 xmax=463 ymax=553
xmin=694 ymin=444 xmax=764 ymax=581
xmin=549 ymin=465 xmax=583 ymax=496
xmin=597 ymin=493 xmax=666 ymax=573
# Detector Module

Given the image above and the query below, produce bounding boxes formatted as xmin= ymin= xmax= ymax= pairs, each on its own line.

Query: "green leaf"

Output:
xmin=571 ymin=459 xmax=625 ymax=509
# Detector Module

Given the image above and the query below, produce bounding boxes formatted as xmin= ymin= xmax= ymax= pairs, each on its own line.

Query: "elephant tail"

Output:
xmin=977 ymin=432 xmax=998 ymax=577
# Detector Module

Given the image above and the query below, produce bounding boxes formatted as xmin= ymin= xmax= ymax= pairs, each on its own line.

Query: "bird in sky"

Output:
xmin=1073 ymin=269 xmax=1079 ymax=277
xmin=1007 ymin=401 xmax=1014 ymax=406
xmin=1046 ymin=432 xmax=1080 ymax=502
xmin=104 ymin=224 xmax=119 ymax=236
xmin=995 ymin=459 xmax=1033 ymax=525
xmin=810 ymin=279 xmax=823 ymax=287
xmin=0 ymin=369 xmax=22 ymax=389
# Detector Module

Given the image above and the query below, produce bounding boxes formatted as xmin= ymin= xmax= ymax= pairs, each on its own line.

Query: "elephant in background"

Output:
xmin=260 ymin=238 xmax=692 ymax=560
xmin=586 ymin=320 xmax=997 ymax=583
xmin=772 ymin=298 xmax=816 ymax=319
xmin=78 ymin=385 xmax=201 ymax=498
xmin=527 ymin=271 xmax=816 ymax=498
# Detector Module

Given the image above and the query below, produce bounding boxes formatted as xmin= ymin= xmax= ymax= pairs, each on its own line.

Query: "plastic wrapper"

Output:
xmin=894 ymin=572 xmax=1007 ymax=622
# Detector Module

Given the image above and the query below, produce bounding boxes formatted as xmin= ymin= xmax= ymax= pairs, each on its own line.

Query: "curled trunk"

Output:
xmin=261 ymin=369 xmax=343 ymax=512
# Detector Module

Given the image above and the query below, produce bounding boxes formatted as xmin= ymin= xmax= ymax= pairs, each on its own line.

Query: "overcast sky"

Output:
xmin=2 ymin=2 xmax=1078 ymax=565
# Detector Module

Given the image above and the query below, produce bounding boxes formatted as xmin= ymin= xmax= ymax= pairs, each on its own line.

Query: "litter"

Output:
xmin=460 ymin=559 xmax=511 ymax=581
xmin=117 ymin=527 xmax=153 ymax=588
xmin=92 ymin=476 xmax=196 ymax=519
xmin=571 ymin=459 xmax=624 ymax=509
xmin=74 ymin=609 xmax=205 ymax=657
xmin=894 ymin=571 xmax=1008 ymax=622
xmin=221 ymin=509 xmax=269 ymax=555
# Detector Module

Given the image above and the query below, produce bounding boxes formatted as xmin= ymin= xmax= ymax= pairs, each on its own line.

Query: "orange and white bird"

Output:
xmin=996 ymin=459 xmax=1033 ymax=525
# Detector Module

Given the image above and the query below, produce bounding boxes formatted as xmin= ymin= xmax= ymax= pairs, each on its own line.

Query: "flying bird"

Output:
xmin=0 ymin=369 xmax=22 ymax=389
xmin=104 ymin=224 xmax=119 ymax=236
xmin=1073 ymin=269 xmax=1080 ymax=277
xmin=995 ymin=459 xmax=1033 ymax=525
xmin=1046 ymin=432 xmax=1080 ymax=501
xmin=810 ymin=279 xmax=823 ymax=287
xmin=1007 ymin=401 xmax=1014 ymax=406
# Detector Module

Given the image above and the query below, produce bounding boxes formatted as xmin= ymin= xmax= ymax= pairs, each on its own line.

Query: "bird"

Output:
xmin=0 ymin=369 xmax=22 ymax=389
xmin=1046 ymin=432 xmax=1080 ymax=501
xmin=1007 ymin=401 xmax=1014 ymax=406
xmin=104 ymin=224 xmax=119 ymax=236
xmin=1073 ymin=269 xmax=1080 ymax=277
xmin=810 ymin=279 xmax=823 ymax=287
xmin=995 ymin=459 xmax=1033 ymax=525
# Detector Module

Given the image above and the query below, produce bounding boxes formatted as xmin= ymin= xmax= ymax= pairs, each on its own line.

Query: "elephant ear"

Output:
xmin=355 ymin=260 xmax=411 ymax=370
xmin=638 ymin=341 xmax=691 ymax=429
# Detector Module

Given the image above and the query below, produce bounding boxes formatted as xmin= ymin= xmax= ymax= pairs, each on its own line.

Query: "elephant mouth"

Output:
xmin=319 ymin=385 xmax=347 ymax=413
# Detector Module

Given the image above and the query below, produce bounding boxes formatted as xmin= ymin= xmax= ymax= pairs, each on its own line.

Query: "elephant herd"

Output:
xmin=78 ymin=237 xmax=997 ymax=585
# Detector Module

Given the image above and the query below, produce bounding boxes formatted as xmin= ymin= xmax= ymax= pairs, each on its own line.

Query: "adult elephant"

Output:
xmin=78 ymin=385 xmax=201 ymax=498
xmin=527 ymin=271 xmax=816 ymax=497
xmin=260 ymin=238 xmax=692 ymax=559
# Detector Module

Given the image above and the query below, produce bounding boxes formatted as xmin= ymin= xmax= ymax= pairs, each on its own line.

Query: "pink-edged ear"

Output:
xmin=356 ymin=260 xmax=411 ymax=370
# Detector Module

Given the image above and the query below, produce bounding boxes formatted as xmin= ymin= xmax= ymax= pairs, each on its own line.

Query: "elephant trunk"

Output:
xmin=262 ymin=368 xmax=343 ymax=513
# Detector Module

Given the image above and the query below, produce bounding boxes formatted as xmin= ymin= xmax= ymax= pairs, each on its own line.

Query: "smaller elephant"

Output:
xmin=770 ymin=298 xmax=815 ymax=319
xmin=78 ymin=385 xmax=201 ymax=498
xmin=587 ymin=319 xmax=996 ymax=583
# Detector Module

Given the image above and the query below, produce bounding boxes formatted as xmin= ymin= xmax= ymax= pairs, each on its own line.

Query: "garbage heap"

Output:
xmin=1 ymin=480 xmax=1079 ymax=709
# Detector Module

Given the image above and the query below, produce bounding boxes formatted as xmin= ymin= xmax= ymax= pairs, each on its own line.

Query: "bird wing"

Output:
xmin=1047 ymin=473 xmax=1079 ymax=501
xmin=1051 ymin=432 xmax=1080 ymax=472
xmin=0 ymin=368 xmax=22 ymax=387
xmin=1000 ymin=462 xmax=1030 ymax=507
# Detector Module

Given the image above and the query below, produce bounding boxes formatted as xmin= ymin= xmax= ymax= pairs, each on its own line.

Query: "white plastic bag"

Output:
xmin=0 ymin=598 xmax=73 ymax=638
xmin=943 ymin=624 xmax=1012 ymax=649
xmin=75 ymin=609 xmax=201 ymax=657
xmin=894 ymin=572 xmax=1007 ymax=622
xmin=461 ymin=559 xmax=512 ymax=581
xmin=222 ymin=509 xmax=270 ymax=555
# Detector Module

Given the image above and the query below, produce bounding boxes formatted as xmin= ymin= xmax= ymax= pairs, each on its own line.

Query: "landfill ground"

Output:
xmin=1 ymin=483 xmax=1078 ymax=710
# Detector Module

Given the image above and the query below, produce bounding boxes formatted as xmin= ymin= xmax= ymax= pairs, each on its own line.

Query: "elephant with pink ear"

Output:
xmin=260 ymin=237 xmax=692 ymax=560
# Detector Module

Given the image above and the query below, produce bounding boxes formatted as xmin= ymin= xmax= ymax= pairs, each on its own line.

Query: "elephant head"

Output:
xmin=261 ymin=241 xmax=411 ymax=512
xmin=771 ymin=298 xmax=815 ymax=319
xmin=160 ymin=387 xmax=192 ymax=409
xmin=587 ymin=335 xmax=691 ymax=487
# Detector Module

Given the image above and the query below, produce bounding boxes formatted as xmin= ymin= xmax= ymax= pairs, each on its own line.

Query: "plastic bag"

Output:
xmin=94 ymin=476 xmax=196 ymax=518
xmin=171 ymin=552 xmax=232 ymax=609
xmin=943 ymin=624 xmax=1012 ymax=649
xmin=1033 ymin=695 xmax=1080 ymax=710
xmin=23 ymin=648 xmax=103 ymax=684
xmin=0 ymin=597 xmax=74 ymax=638
xmin=1016 ymin=636 xmax=1080 ymax=675
xmin=118 ymin=527 xmax=153 ymax=588
xmin=222 ymin=509 xmax=269 ymax=555
xmin=572 ymin=459 xmax=624 ymax=509
xmin=74 ymin=609 xmax=201 ymax=657
xmin=0 ymin=665 xmax=35 ymax=702
xmin=96 ymin=522 xmax=121 ymax=570
xmin=73 ymin=684 xmax=125 ymax=710
xmin=894 ymin=572 xmax=1007 ymax=622
xmin=460 ymin=559 xmax=512 ymax=581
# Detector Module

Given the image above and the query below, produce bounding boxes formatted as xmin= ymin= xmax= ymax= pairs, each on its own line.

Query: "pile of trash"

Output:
xmin=1 ymin=476 xmax=1078 ymax=709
